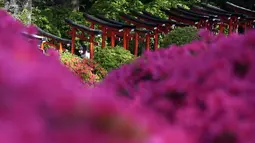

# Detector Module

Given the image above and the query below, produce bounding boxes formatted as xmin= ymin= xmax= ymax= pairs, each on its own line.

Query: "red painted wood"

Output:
xmin=101 ymin=27 xmax=106 ymax=48
xmin=71 ymin=27 xmax=76 ymax=54
xmin=154 ymin=30 xmax=158 ymax=50
xmin=146 ymin=34 xmax=150 ymax=51
xmin=134 ymin=32 xmax=139 ymax=56
xmin=111 ymin=31 xmax=115 ymax=47
xmin=219 ymin=22 xmax=224 ymax=33
xmin=123 ymin=29 xmax=128 ymax=49
xmin=89 ymin=34 xmax=95 ymax=58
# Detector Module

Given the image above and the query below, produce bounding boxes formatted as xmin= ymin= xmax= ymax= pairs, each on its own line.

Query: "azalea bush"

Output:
xmin=161 ymin=26 xmax=200 ymax=48
xmin=100 ymin=29 xmax=255 ymax=142
xmin=1 ymin=10 xmax=255 ymax=143
xmin=60 ymin=51 xmax=107 ymax=85
xmin=93 ymin=46 xmax=135 ymax=72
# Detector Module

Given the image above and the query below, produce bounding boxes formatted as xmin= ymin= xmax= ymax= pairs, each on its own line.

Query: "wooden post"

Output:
xmin=40 ymin=42 xmax=44 ymax=50
xmin=111 ymin=31 xmax=115 ymax=47
xmin=134 ymin=32 xmax=139 ymax=56
xmin=59 ymin=43 xmax=63 ymax=52
xmin=243 ymin=23 xmax=247 ymax=33
xmin=154 ymin=29 xmax=158 ymax=50
xmin=123 ymin=29 xmax=127 ymax=50
xmin=146 ymin=34 xmax=150 ymax=51
xmin=219 ymin=22 xmax=224 ymax=33
xmin=207 ymin=21 xmax=212 ymax=31
xmin=89 ymin=34 xmax=95 ymax=58
xmin=71 ymin=27 xmax=76 ymax=54
xmin=102 ymin=27 xmax=106 ymax=48
xmin=229 ymin=18 xmax=233 ymax=34
xmin=126 ymin=35 xmax=130 ymax=50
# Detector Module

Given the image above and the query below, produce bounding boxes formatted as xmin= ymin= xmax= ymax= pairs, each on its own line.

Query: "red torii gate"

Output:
xmin=170 ymin=8 xmax=210 ymax=28
xmin=94 ymin=14 xmax=136 ymax=50
xmin=175 ymin=5 xmax=221 ymax=31
xmin=141 ymin=10 xmax=190 ymax=29
xmin=120 ymin=13 xmax=159 ymax=53
xmin=161 ymin=9 xmax=201 ymax=28
xmin=225 ymin=2 xmax=255 ymax=30
xmin=130 ymin=10 xmax=170 ymax=34
xmin=64 ymin=18 xmax=102 ymax=58
xmin=191 ymin=5 xmax=241 ymax=34
xmin=21 ymin=30 xmax=46 ymax=53
xmin=83 ymin=13 xmax=125 ymax=49
xmin=199 ymin=3 xmax=247 ymax=34
xmin=129 ymin=29 xmax=152 ymax=56
xmin=225 ymin=1 xmax=255 ymax=17
xmin=94 ymin=15 xmax=152 ymax=55
xmin=37 ymin=27 xmax=71 ymax=52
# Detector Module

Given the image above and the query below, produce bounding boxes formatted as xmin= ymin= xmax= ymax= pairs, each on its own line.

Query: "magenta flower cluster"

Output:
xmin=1 ymin=10 xmax=255 ymax=143
xmin=100 ymin=29 xmax=255 ymax=142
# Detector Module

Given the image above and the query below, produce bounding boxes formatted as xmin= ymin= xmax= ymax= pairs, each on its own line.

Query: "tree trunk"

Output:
xmin=5 ymin=0 xmax=20 ymax=17
xmin=72 ymin=0 xmax=79 ymax=11
xmin=23 ymin=0 xmax=32 ymax=24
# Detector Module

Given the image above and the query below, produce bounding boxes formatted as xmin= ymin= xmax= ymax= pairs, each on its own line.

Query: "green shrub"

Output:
xmin=161 ymin=26 xmax=200 ymax=48
xmin=60 ymin=51 xmax=107 ymax=85
xmin=93 ymin=46 xmax=135 ymax=72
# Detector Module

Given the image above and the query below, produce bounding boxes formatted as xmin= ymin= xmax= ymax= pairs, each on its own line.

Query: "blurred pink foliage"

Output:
xmin=0 ymin=10 xmax=255 ymax=143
